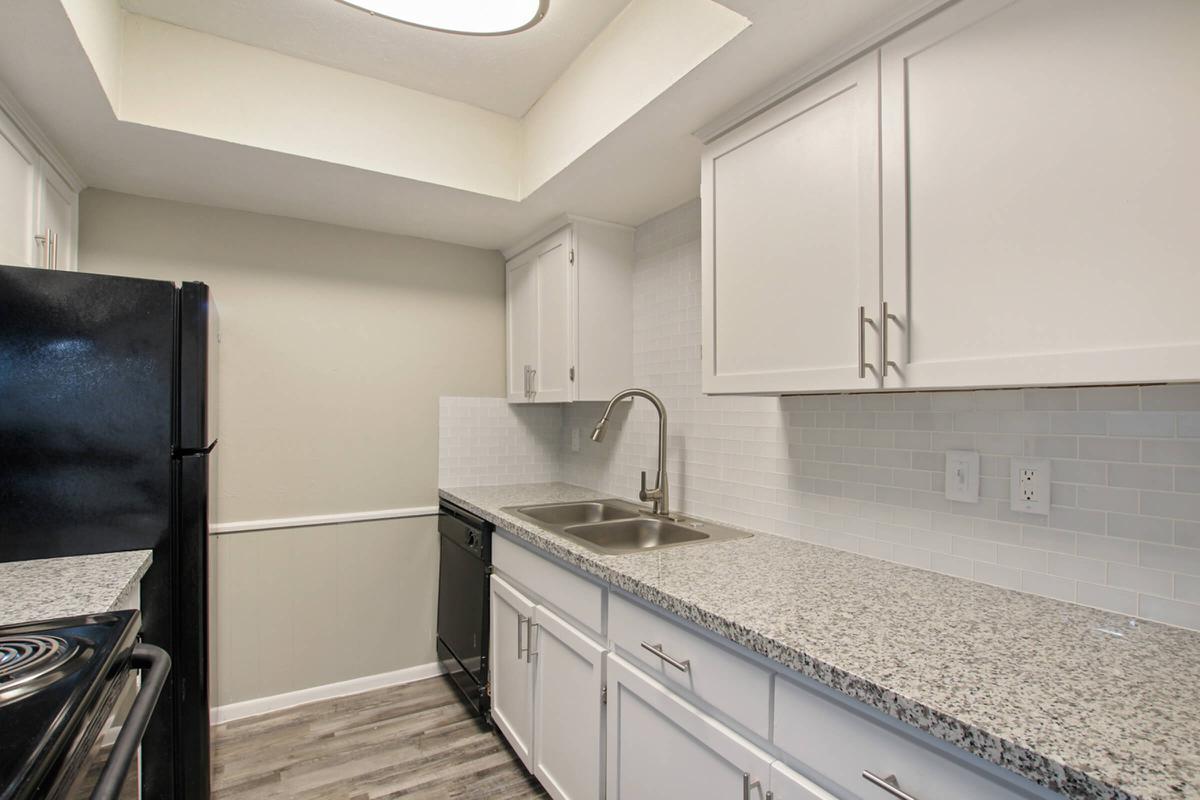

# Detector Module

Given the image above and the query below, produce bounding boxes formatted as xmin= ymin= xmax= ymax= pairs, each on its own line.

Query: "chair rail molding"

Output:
xmin=209 ymin=505 xmax=439 ymax=535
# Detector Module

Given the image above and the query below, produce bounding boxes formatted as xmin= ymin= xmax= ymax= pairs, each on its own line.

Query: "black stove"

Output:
xmin=0 ymin=611 xmax=169 ymax=800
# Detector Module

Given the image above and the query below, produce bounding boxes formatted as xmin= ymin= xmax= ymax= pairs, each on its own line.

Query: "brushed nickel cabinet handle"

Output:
xmin=525 ymin=621 xmax=538 ymax=664
xmin=881 ymin=301 xmax=890 ymax=377
xmin=742 ymin=773 xmax=762 ymax=800
xmin=529 ymin=368 xmax=536 ymax=400
xmin=640 ymin=641 xmax=690 ymax=672
xmin=35 ymin=228 xmax=50 ymax=268
xmin=858 ymin=305 xmax=877 ymax=379
xmin=516 ymin=613 xmax=526 ymax=660
xmin=862 ymin=771 xmax=919 ymax=800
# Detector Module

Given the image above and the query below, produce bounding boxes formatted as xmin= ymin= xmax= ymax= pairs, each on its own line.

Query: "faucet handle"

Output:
xmin=639 ymin=470 xmax=649 ymax=502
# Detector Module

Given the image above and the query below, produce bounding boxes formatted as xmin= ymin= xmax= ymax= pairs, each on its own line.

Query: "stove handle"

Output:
xmin=90 ymin=643 xmax=172 ymax=800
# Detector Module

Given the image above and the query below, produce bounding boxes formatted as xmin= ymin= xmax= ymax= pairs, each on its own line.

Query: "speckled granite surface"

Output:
xmin=441 ymin=482 xmax=1200 ymax=800
xmin=0 ymin=551 xmax=153 ymax=626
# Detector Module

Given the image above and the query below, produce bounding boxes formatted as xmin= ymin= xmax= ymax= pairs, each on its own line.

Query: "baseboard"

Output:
xmin=209 ymin=661 xmax=445 ymax=725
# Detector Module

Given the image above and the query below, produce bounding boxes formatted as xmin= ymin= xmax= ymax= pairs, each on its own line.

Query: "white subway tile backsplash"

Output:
xmin=1142 ymin=440 xmax=1200 ymax=466
xmin=1107 ymin=463 xmax=1173 ymax=491
xmin=1176 ymin=574 xmax=1200 ymax=604
xmin=1107 ymin=562 xmax=1173 ymax=597
xmin=1141 ymin=543 xmax=1200 ymax=576
xmin=1077 ymin=386 xmax=1141 ymax=411
xmin=1076 ymin=582 xmax=1138 ymax=615
xmin=1106 ymin=412 xmax=1177 ymax=438
xmin=439 ymin=200 xmax=1200 ymax=631
xmin=1139 ymin=595 xmax=1200 ymax=629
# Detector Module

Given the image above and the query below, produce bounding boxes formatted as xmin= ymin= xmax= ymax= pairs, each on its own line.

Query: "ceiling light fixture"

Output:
xmin=336 ymin=0 xmax=549 ymax=36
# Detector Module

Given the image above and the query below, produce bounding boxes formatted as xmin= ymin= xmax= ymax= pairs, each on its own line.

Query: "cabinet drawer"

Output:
xmin=493 ymin=533 xmax=604 ymax=636
xmin=608 ymin=591 xmax=771 ymax=739
xmin=774 ymin=675 xmax=1051 ymax=800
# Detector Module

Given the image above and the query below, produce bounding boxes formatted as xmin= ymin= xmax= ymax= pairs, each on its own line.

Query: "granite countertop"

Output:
xmin=0 ymin=551 xmax=153 ymax=626
xmin=441 ymin=482 xmax=1200 ymax=800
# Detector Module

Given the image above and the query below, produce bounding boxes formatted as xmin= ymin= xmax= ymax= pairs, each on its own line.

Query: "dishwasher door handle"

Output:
xmin=90 ymin=643 xmax=172 ymax=800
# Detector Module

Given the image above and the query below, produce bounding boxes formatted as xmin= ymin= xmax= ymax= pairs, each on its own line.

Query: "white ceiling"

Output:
xmin=118 ymin=0 xmax=631 ymax=118
xmin=0 ymin=0 xmax=937 ymax=251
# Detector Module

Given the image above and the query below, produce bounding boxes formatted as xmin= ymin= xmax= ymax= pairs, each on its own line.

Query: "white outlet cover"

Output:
xmin=1010 ymin=457 xmax=1051 ymax=515
xmin=944 ymin=450 xmax=980 ymax=503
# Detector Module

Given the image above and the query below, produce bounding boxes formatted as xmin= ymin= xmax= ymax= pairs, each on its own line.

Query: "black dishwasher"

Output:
xmin=436 ymin=501 xmax=494 ymax=722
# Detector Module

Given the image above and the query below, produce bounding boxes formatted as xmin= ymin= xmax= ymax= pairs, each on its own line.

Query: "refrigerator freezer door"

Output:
xmin=176 ymin=452 xmax=212 ymax=800
xmin=178 ymin=281 xmax=217 ymax=451
xmin=0 ymin=265 xmax=176 ymax=561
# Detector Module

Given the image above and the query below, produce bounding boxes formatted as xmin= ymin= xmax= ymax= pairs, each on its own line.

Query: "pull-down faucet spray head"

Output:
xmin=588 ymin=388 xmax=670 ymax=516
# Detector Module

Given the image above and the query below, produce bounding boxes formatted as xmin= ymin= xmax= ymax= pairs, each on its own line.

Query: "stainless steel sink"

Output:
xmin=565 ymin=517 xmax=709 ymax=553
xmin=513 ymin=501 xmax=639 ymax=527
xmin=503 ymin=499 xmax=752 ymax=555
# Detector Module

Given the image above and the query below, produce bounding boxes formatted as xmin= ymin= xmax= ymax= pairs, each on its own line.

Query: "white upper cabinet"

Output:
xmin=879 ymin=0 xmax=1200 ymax=390
xmin=505 ymin=217 xmax=634 ymax=404
xmin=35 ymin=164 xmax=77 ymax=270
xmin=0 ymin=109 xmax=38 ymax=268
xmin=507 ymin=246 xmax=542 ymax=404
xmin=703 ymin=0 xmax=1200 ymax=394
xmin=0 ymin=86 xmax=80 ymax=271
xmin=701 ymin=54 xmax=881 ymax=395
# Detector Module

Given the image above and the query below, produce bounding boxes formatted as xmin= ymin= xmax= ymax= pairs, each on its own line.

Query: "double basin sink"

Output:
xmin=502 ymin=499 xmax=751 ymax=555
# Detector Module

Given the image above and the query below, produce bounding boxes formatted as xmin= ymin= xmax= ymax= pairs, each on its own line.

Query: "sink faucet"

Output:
xmin=590 ymin=388 xmax=670 ymax=516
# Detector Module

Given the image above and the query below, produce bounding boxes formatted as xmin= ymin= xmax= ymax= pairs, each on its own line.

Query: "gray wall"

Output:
xmin=79 ymin=189 xmax=506 ymax=705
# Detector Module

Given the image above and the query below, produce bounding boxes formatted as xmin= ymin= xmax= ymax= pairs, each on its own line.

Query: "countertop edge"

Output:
xmin=117 ymin=551 xmax=153 ymax=610
xmin=439 ymin=485 xmax=1134 ymax=800
xmin=0 ymin=550 xmax=155 ymax=627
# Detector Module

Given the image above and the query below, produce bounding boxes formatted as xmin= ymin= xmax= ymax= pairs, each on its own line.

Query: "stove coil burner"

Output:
xmin=0 ymin=635 xmax=76 ymax=689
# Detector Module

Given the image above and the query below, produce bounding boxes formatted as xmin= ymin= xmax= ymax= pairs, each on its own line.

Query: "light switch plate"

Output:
xmin=1010 ymin=457 xmax=1051 ymax=515
xmin=944 ymin=450 xmax=980 ymax=503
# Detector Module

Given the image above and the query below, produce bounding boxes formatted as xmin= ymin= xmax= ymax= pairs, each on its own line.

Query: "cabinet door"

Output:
xmin=605 ymin=654 xmax=772 ymax=800
xmin=880 ymin=0 xmax=1200 ymax=389
xmin=702 ymin=54 xmax=881 ymax=394
xmin=36 ymin=165 xmax=76 ymax=270
xmin=0 ymin=109 xmax=38 ymax=268
xmin=532 ymin=604 xmax=605 ymax=800
xmin=768 ymin=762 xmax=837 ymax=800
xmin=490 ymin=574 xmax=536 ymax=770
xmin=506 ymin=250 xmax=539 ymax=403
xmin=532 ymin=229 xmax=572 ymax=403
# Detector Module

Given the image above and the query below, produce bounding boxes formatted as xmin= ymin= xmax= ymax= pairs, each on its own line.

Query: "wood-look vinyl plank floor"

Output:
xmin=212 ymin=675 xmax=548 ymax=800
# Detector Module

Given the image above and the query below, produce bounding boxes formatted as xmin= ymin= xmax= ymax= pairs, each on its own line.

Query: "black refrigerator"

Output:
xmin=0 ymin=264 xmax=216 ymax=800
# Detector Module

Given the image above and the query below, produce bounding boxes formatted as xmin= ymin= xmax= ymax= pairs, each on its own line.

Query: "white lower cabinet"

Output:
xmin=490 ymin=572 xmax=604 ymax=799
xmin=768 ymin=762 xmax=838 ymax=800
xmin=605 ymin=653 xmax=772 ymax=800
xmin=490 ymin=574 xmax=536 ymax=770
xmin=774 ymin=675 xmax=1047 ymax=800
xmin=532 ymin=604 xmax=605 ymax=800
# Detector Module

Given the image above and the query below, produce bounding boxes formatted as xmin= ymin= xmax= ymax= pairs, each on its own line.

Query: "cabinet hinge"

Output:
xmin=569 ymin=249 xmax=575 ymax=265
xmin=601 ymin=684 xmax=607 ymax=705
xmin=569 ymin=366 xmax=575 ymax=382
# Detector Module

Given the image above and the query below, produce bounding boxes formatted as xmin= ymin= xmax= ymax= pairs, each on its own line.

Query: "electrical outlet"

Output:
xmin=1010 ymin=457 xmax=1051 ymax=515
xmin=944 ymin=450 xmax=980 ymax=503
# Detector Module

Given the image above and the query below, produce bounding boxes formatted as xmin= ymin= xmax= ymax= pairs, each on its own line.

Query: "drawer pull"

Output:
xmin=640 ymin=641 xmax=690 ymax=672
xmin=862 ymin=771 xmax=919 ymax=800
